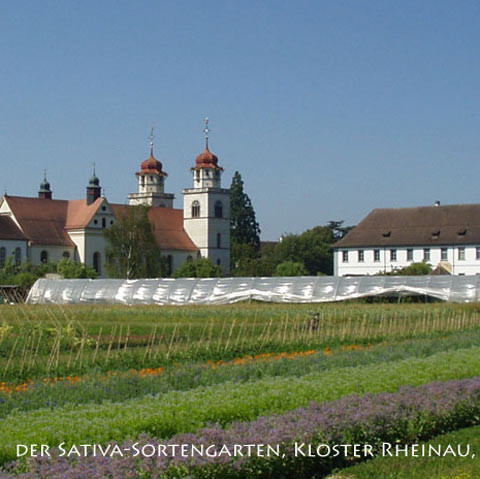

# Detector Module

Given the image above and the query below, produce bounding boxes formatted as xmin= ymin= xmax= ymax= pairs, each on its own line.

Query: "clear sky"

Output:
xmin=1 ymin=0 xmax=479 ymax=240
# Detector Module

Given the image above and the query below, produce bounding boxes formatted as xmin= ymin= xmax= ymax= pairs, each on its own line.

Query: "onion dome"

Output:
xmin=138 ymin=149 xmax=167 ymax=176
xmin=39 ymin=175 xmax=51 ymax=193
xmin=192 ymin=118 xmax=223 ymax=170
xmin=89 ymin=173 xmax=100 ymax=186
xmin=195 ymin=147 xmax=220 ymax=169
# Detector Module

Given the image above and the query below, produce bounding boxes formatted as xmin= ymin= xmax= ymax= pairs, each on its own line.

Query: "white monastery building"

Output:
xmin=334 ymin=203 xmax=480 ymax=276
xmin=0 ymin=121 xmax=230 ymax=277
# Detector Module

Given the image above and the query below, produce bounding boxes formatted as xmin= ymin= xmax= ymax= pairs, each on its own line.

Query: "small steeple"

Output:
xmin=38 ymin=170 xmax=52 ymax=199
xmin=86 ymin=163 xmax=101 ymax=205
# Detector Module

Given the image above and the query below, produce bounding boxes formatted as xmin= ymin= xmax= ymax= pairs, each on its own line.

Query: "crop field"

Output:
xmin=1 ymin=301 xmax=480 ymax=478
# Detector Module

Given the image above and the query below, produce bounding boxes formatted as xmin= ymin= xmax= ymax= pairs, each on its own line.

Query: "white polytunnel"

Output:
xmin=26 ymin=275 xmax=480 ymax=305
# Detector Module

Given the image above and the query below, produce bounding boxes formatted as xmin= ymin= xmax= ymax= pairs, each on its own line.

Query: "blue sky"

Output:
xmin=1 ymin=0 xmax=480 ymax=240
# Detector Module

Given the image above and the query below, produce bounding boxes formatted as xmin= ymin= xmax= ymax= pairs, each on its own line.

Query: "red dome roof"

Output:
xmin=137 ymin=151 xmax=167 ymax=176
xmin=195 ymin=148 xmax=221 ymax=169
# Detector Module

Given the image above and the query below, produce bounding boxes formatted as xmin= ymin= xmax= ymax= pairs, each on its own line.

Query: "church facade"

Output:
xmin=0 ymin=124 xmax=230 ymax=277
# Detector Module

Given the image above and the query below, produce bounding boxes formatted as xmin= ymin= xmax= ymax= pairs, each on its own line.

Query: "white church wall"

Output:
xmin=0 ymin=239 xmax=28 ymax=266
xmin=29 ymin=245 xmax=75 ymax=265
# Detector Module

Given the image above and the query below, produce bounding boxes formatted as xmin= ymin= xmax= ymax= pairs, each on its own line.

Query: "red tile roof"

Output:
xmin=0 ymin=215 xmax=27 ymax=241
xmin=110 ymin=204 xmax=198 ymax=252
xmin=4 ymin=196 xmax=75 ymax=246
xmin=4 ymin=195 xmax=198 ymax=252
xmin=335 ymin=204 xmax=480 ymax=248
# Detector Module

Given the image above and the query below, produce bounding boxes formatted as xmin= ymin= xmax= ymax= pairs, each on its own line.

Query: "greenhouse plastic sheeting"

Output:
xmin=26 ymin=275 xmax=480 ymax=305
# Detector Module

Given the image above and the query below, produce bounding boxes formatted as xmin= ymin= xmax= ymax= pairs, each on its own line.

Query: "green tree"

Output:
xmin=230 ymin=171 xmax=261 ymax=273
xmin=173 ymin=257 xmax=224 ymax=278
xmin=326 ymin=220 xmax=354 ymax=241
xmin=274 ymin=260 xmax=308 ymax=276
xmin=267 ymin=226 xmax=337 ymax=275
xmin=104 ymin=205 xmax=164 ymax=279
xmin=57 ymin=259 xmax=97 ymax=279
xmin=394 ymin=262 xmax=432 ymax=275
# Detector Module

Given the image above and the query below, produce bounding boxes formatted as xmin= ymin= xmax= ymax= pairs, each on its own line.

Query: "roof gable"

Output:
xmin=65 ymin=197 xmax=105 ymax=229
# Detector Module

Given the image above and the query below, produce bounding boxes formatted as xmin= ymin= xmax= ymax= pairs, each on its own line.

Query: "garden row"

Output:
xmin=1 ymin=347 xmax=480 ymax=465
xmin=4 ymin=375 xmax=480 ymax=478
xmin=2 ymin=327 xmax=480 ymax=418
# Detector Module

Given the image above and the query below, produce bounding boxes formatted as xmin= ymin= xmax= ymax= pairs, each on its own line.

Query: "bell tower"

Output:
xmin=183 ymin=118 xmax=230 ymax=273
xmin=128 ymin=128 xmax=174 ymax=208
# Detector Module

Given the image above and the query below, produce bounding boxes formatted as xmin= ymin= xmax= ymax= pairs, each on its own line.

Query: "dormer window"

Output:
xmin=432 ymin=231 xmax=440 ymax=239
xmin=382 ymin=231 xmax=391 ymax=238
xmin=458 ymin=229 xmax=467 ymax=236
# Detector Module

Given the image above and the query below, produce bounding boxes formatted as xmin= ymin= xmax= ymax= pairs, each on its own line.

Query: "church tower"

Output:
xmin=128 ymin=128 xmax=174 ymax=208
xmin=183 ymin=118 xmax=230 ymax=273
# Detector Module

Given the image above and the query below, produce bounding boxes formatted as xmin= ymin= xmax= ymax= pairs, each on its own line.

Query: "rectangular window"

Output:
xmin=441 ymin=248 xmax=448 ymax=261
xmin=477 ymin=247 xmax=480 ymax=260
xmin=358 ymin=250 xmax=364 ymax=262
xmin=374 ymin=249 xmax=380 ymax=262
xmin=406 ymin=249 xmax=413 ymax=261
xmin=423 ymin=248 xmax=430 ymax=262
xmin=390 ymin=249 xmax=397 ymax=262
xmin=342 ymin=251 xmax=349 ymax=263
xmin=458 ymin=247 xmax=465 ymax=261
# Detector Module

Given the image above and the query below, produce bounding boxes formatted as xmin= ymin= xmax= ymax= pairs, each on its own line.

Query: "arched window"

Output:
xmin=102 ymin=218 xmax=106 ymax=228
xmin=15 ymin=247 xmax=21 ymax=266
xmin=0 ymin=247 xmax=6 ymax=268
xmin=186 ymin=255 xmax=193 ymax=262
xmin=214 ymin=201 xmax=223 ymax=218
xmin=217 ymin=233 xmax=221 ymax=248
xmin=216 ymin=259 xmax=221 ymax=266
xmin=63 ymin=251 xmax=70 ymax=259
xmin=40 ymin=250 xmax=48 ymax=264
xmin=93 ymin=252 xmax=101 ymax=274
xmin=191 ymin=201 xmax=200 ymax=218
xmin=166 ymin=255 xmax=173 ymax=276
